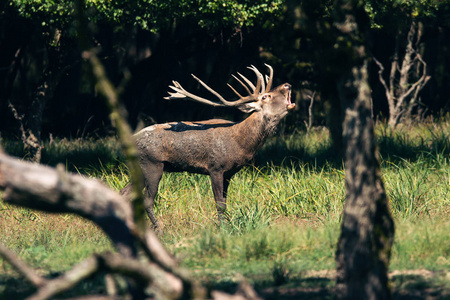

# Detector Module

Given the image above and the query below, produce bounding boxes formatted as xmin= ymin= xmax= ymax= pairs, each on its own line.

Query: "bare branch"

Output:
xmin=373 ymin=57 xmax=396 ymax=109
xmin=0 ymin=150 xmax=264 ymax=299
xmin=374 ymin=20 xmax=430 ymax=128
xmin=24 ymin=251 xmax=184 ymax=300
xmin=7 ymin=100 xmax=27 ymax=144
xmin=0 ymin=151 xmax=137 ymax=258
xmin=399 ymin=51 xmax=430 ymax=103
xmin=27 ymin=256 xmax=99 ymax=300
xmin=0 ymin=243 xmax=47 ymax=287
xmin=97 ymin=252 xmax=183 ymax=300
xmin=304 ymin=91 xmax=315 ymax=132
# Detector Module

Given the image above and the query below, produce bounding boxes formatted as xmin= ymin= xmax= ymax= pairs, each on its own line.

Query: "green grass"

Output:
xmin=1 ymin=120 xmax=450 ymax=298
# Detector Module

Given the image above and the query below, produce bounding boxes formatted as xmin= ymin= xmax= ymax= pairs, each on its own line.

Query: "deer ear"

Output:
xmin=237 ymin=101 xmax=262 ymax=113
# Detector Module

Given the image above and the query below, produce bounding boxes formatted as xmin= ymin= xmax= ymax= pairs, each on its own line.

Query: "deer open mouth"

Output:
xmin=286 ymin=88 xmax=295 ymax=110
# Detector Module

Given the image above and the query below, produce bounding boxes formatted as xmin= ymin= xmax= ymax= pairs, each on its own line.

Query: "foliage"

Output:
xmin=9 ymin=0 xmax=284 ymax=34
xmin=365 ymin=0 xmax=443 ymax=30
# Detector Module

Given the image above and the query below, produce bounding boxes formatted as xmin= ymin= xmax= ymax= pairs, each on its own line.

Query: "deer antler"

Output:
xmin=264 ymin=63 xmax=273 ymax=92
xmin=164 ymin=64 xmax=274 ymax=108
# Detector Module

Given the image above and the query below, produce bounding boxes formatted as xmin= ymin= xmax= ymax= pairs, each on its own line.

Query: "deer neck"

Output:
xmin=233 ymin=111 xmax=280 ymax=154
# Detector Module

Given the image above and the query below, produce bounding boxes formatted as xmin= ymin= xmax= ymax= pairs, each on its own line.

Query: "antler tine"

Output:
xmin=231 ymin=74 xmax=253 ymax=95
xmin=227 ymin=83 xmax=245 ymax=99
xmin=191 ymin=74 xmax=238 ymax=106
xmin=264 ymin=63 xmax=274 ymax=92
xmin=237 ymin=72 xmax=256 ymax=92
xmin=164 ymin=81 xmax=186 ymax=99
xmin=247 ymin=65 xmax=265 ymax=94
xmin=164 ymin=79 xmax=224 ymax=107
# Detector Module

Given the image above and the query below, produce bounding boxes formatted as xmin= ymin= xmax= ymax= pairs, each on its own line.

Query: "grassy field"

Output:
xmin=1 ymin=120 xmax=450 ymax=299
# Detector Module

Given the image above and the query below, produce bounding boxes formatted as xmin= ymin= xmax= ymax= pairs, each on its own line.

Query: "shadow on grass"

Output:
xmin=0 ymin=272 xmax=107 ymax=300
xmin=257 ymin=277 xmax=334 ymax=300
xmin=258 ymin=273 xmax=449 ymax=300
xmin=1 ymin=137 xmax=124 ymax=173
xmin=1 ymin=267 xmax=449 ymax=299
xmin=391 ymin=273 xmax=450 ymax=300
xmin=199 ymin=271 xmax=449 ymax=300
xmin=191 ymin=276 xmax=335 ymax=300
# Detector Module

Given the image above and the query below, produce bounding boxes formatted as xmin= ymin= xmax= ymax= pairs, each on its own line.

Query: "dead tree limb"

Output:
xmin=304 ymin=91 xmax=316 ymax=132
xmin=0 ymin=151 xmax=136 ymax=258
xmin=0 ymin=242 xmax=47 ymax=287
xmin=26 ymin=252 xmax=184 ymax=300
xmin=27 ymin=256 xmax=100 ymax=300
xmin=0 ymin=151 xmax=188 ymax=299
xmin=373 ymin=20 xmax=430 ymax=128
xmin=0 ymin=151 xmax=262 ymax=299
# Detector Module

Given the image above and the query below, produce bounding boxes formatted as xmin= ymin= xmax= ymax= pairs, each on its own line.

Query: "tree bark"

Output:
xmin=331 ymin=1 xmax=395 ymax=299
xmin=335 ymin=61 xmax=395 ymax=300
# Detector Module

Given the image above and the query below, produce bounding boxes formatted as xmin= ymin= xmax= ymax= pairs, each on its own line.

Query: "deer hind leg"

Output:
xmin=210 ymin=172 xmax=231 ymax=224
xmin=140 ymin=161 xmax=164 ymax=229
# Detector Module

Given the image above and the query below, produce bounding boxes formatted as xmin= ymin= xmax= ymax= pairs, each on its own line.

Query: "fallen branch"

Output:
xmin=0 ymin=151 xmax=136 ymax=258
xmin=27 ymin=256 xmax=100 ymax=300
xmin=25 ymin=252 xmax=184 ymax=300
xmin=0 ymin=151 xmax=259 ymax=299
xmin=0 ymin=242 xmax=47 ymax=287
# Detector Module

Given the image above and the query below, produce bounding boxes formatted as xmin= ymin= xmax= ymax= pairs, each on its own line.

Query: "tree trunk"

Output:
xmin=332 ymin=1 xmax=395 ymax=299
xmin=5 ymin=27 xmax=64 ymax=163
xmin=335 ymin=60 xmax=395 ymax=300
xmin=22 ymin=79 xmax=49 ymax=163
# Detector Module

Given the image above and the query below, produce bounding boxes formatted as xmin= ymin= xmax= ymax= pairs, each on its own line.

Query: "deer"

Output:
xmin=120 ymin=64 xmax=295 ymax=229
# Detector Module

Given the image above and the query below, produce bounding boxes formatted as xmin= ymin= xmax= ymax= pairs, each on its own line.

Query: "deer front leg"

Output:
xmin=210 ymin=172 xmax=231 ymax=224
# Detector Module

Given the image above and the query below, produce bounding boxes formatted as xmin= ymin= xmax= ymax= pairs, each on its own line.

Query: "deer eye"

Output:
xmin=262 ymin=95 xmax=271 ymax=100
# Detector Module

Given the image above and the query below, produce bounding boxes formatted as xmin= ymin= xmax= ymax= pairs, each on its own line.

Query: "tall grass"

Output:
xmin=1 ymin=119 xmax=450 ymax=296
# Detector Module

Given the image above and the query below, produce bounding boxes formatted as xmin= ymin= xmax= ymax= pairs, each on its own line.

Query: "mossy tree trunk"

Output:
xmin=331 ymin=1 xmax=395 ymax=299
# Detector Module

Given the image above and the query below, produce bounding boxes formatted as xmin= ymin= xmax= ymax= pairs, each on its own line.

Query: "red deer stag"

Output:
xmin=120 ymin=64 xmax=295 ymax=229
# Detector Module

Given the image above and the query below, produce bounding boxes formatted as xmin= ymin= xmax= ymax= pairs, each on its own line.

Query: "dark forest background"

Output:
xmin=1 ymin=1 xmax=450 ymax=151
